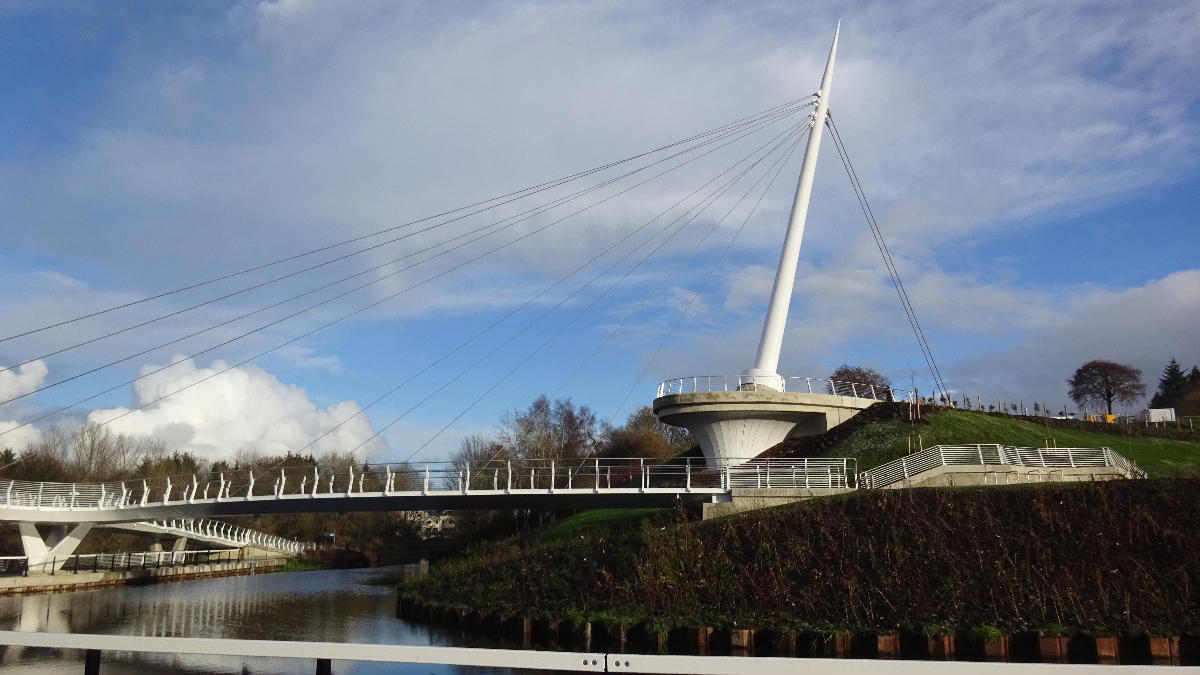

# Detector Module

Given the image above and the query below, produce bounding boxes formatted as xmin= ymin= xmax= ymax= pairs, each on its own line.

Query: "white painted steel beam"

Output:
xmin=746 ymin=23 xmax=839 ymax=387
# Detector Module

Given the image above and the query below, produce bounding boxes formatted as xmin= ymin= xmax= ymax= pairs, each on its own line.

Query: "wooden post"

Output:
xmin=877 ymin=633 xmax=900 ymax=658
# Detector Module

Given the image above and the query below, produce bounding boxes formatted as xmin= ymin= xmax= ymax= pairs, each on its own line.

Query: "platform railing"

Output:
xmin=857 ymin=445 xmax=1147 ymax=489
xmin=655 ymin=374 xmax=910 ymax=402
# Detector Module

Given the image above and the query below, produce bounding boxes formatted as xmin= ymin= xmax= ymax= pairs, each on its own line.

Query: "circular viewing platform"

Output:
xmin=653 ymin=375 xmax=906 ymax=468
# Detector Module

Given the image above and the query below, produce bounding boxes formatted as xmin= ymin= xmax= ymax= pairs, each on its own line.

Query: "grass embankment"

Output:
xmin=400 ymin=479 xmax=1200 ymax=636
xmin=769 ymin=404 xmax=1200 ymax=476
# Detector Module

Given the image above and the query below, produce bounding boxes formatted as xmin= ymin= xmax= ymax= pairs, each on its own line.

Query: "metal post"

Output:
xmin=1068 ymin=448 xmax=1076 ymax=468
xmin=594 ymin=459 xmax=599 ymax=492
xmin=423 ymin=465 xmax=429 ymax=495
xmin=639 ymin=458 xmax=645 ymax=491
xmin=84 ymin=649 xmax=101 ymax=675
xmin=804 ymin=457 xmax=809 ymax=488
xmin=744 ymin=24 xmax=839 ymax=385
xmin=507 ymin=461 xmax=512 ymax=492
xmin=549 ymin=461 xmax=555 ymax=493
xmin=464 ymin=465 xmax=470 ymax=494
xmin=901 ymin=457 xmax=909 ymax=479
xmin=686 ymin=458 xmax=691 ymax=491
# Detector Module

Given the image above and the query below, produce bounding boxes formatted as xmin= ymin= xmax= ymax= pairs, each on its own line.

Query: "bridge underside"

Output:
xmin=0 ymin=490 xmax=717 ymax=525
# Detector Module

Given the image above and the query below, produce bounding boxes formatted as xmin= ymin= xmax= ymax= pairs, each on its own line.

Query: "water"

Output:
xmin=0 ymin=566 xmax=515 ymax=674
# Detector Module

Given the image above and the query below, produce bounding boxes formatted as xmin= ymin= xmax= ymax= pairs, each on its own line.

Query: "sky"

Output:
xmin=1 ymin=0 xmax=1198 ymax=464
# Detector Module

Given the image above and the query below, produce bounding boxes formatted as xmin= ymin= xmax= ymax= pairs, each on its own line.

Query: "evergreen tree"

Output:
xmin=1190 ymin=365 xmax=1200 ymax=388
xmin=1150 ymin=358 xmax=1189 ymax=409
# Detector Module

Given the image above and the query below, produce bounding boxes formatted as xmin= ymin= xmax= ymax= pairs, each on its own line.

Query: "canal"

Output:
xmin=0 ymin=566 xmax=519 ymax=674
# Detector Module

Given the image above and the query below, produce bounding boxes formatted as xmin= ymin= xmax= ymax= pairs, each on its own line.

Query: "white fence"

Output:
xmin=857 ymin=445 xmax=1148 ymax=489
xmin=656 ymin=374 xmax=908 ymax=401
xmin=0 ymin=548 xmax=252 ymax=576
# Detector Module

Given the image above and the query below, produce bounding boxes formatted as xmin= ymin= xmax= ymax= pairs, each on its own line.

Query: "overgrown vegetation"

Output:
xmin=400 ymin=479 xmax=1200 ymax=635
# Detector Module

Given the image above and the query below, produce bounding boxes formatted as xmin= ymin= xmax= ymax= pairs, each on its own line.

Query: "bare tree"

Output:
xmin=1067 ymin=360 xmax=1146 ymax=415
xmin=499 ymin=395 xmax=601 ymax=460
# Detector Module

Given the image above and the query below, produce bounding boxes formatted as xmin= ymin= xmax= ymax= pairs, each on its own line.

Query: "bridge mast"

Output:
xmin=744 ymin=22 xmax=840 ymax=389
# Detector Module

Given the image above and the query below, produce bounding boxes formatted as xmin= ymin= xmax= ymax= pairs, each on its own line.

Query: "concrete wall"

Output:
xmin=701 ymin=487 xmax=853 ymax=520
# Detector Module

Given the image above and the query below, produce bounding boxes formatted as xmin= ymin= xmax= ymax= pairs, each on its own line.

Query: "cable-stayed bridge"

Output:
xmin=0 ymin=27 xmax=1136 ymax=574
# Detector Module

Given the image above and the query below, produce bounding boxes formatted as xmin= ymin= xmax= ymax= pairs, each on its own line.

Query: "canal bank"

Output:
xmin=0 ymin=556 xmax=287 ymax=596
xmin=398 ymin=478 xmax=1200 ymax=664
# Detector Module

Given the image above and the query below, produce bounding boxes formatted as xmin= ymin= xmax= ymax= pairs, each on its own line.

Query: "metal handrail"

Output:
xmin=858 ymin=445 xmax=1147 ymax=489
xmin=0 ymin=457 xmax=857 ymax=515
xmin=8 ymin=548 xmax=285 ymax=575
xmin=655 ymin=374 xmax=911 ymax=401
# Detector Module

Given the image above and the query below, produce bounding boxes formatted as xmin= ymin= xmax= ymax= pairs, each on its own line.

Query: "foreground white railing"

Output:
xmin=857 ymin=445 xmax=1148 ymax=489
xmin=0 ymin=457 xmax=857 ymax=516
xmin=656 ymin=374 xmax=910 ymax=401
xmin=0 ymin=631 xmax=1170 ymax=675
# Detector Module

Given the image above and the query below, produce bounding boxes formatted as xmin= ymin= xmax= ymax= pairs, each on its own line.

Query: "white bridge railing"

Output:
xmin=0 ymin=457 xmax=857 ymax=516
xmin=656 ymin=374 xmax=909 ymax=401
xmin=0 ymin=548 xmax=258 ymax=576
xmin=857 ymin=445 xmax=1148 ymax=489
xmin=117 ymin=518 xmax=313 ymax=554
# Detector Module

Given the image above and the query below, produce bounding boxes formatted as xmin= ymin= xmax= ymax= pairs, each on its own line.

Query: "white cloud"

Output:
xmin=0 ymin=361 xmax=48 ymax=402
xmin=33 ymin=271 xmax=86 ymax=290
xmin=951 ymin=269 xmax=1200 ymax=410
xmin=86 ymin=357 xmax=386 ymax=460
xmin=0 ymin=421 xmax=40 ymax=451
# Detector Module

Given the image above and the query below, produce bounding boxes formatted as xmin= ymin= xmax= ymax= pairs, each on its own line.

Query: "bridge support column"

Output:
xmin=18 ymin=522 xmax=94 ymax=571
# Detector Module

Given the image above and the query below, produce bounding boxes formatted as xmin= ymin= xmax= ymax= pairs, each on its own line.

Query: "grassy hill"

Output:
xmin=767 ymin=404 xmax=1200 ymax=477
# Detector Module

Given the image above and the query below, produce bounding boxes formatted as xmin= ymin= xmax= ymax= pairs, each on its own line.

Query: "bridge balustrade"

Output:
xmin=0 ymin=457 xmax=859 ymax=517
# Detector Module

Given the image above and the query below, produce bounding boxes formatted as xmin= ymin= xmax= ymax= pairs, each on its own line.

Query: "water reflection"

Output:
xmin=0 ymin=567 xmax=506 ymax=674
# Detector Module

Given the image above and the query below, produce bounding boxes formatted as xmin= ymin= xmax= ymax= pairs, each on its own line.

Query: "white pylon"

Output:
xmin=745 ymin=22 xmax=840 ymax=389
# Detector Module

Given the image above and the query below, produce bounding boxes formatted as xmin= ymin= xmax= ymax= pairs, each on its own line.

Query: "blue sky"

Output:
xmin=1 ymin=1 xmax=1198 ymax=462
